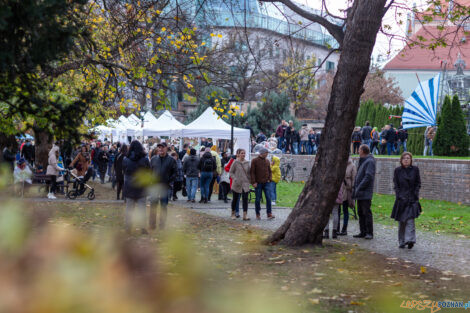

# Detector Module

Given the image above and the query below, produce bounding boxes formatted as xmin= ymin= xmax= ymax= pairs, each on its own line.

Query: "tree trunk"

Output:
xmin=33 ymin=128 xmax=53 ymax=169
xmin=267 ymin=0 xmax=387 ymax=246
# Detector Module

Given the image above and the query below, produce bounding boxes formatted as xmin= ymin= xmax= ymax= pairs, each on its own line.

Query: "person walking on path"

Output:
xmin=361 ymin=121 xmax=372 ymax=148
xmin=219 ymin=152 xmax=231 ymax=203
xmin=183 ymin=148 xmax=199 ymax=203
xmin=208 ymin=145 xmax=221 ymax=202
xmin=338 ymin=157 xmax=356 ymax=236
xmin=150 ymin=142 xmax=176 ymax=230
xmin=250 ymin=148 xmax=274 ymax=220
xmin=46 ymin=144 xmax=64 ymax=199
xmin=21 ymin=139 xmax=35 ymax=166
xmin=269 ymin=156 xmax=281 ymax=206
xmin=229 ymin=149 xmax=251 ymax=220
xmin=391 ymin=152 xmax=421 ymax=249
xmin=114 ymin=144 xmax=127 ymax=200
xmin=324 ymin=184 xmax=344 ymax=239
xmin=353 ymin=144 xmax=376 ymax=240
xmin=123 ymin=141 xmax=150 ymax=234
xmin=198 ymin=151 xmax=215 ymax=203
xmin=170 ymin=152 xmax=184 ymax=201
xmin=284 ymin=121 xmax=294 ymax=154
xmin=96 ymin=145 xmax=109 ymax=184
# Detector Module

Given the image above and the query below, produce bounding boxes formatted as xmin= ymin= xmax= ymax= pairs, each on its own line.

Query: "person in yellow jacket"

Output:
xmin=269 ymin=156 xmax=281 ymax=205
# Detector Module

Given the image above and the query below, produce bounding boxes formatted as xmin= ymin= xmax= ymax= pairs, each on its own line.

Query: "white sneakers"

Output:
xmin=271 ymin=201 xmax=276 ymax=205
xmin=47 ymin=193 xmax=57 ymax=199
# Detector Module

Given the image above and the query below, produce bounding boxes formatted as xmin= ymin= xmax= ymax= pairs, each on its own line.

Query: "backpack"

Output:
xmin=202 ymin=157 xmax=215 ymax=172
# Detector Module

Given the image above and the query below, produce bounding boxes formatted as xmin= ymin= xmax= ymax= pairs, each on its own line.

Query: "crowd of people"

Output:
xmin=252 ymin=120 xmax=322 ymax=155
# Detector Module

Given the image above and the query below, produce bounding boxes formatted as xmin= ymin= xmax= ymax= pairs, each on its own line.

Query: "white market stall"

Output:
xmin=179 ymin=107 xmax=251 ymax=158
xmin=141 ymin=110 xmax=184 ymax=137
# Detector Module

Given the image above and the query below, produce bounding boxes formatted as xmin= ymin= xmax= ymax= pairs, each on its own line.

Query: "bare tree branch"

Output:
xmin=259 ymin=0 xmax=345 ymax=46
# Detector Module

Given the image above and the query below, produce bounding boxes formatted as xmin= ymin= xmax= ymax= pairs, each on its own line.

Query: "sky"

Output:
xmin=300 ymin=0 xmax=430 ymax=63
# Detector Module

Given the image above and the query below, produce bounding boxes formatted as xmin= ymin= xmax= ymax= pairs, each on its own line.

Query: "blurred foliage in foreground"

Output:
xmin=0 ymin=201 xmax=295 ymax=313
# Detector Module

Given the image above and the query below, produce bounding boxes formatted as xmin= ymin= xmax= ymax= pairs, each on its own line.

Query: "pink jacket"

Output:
xmin=336 ymin=184 xmax=344 ymax=204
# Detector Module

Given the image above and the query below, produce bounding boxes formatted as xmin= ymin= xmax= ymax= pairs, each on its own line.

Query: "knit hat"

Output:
xmin=259 ymin=147 xmax=269 ymax=154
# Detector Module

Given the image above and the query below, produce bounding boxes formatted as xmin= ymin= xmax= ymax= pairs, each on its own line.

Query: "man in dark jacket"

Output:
xmin=361 ymin=121 xmax=372 ymax=148
xmin=183 ymin=148 xmax=199 ymax=202
xmin=275 ymin=120 xmax=287 ymax=150
xmin=353 ymin=144 xmax=376 ymax=239
xmin=150 ymin=142 xmax=176 ymax=229
xmin=284 ymin=121 xmax=294 ymax=154
xmin=251 ymin=148 xmax=274 ymax=220
xmin=385 ymin=124 xmax=397 ymax=155
xmin=21 ymin=139 xmax=35 ymax=166
xmin=397 ymin=123 xmax=408 ymax=154
xmin=96 ymin=145 xmax=109 ymax=184
xmin=2 ymin=144 xmax=16 ymax=173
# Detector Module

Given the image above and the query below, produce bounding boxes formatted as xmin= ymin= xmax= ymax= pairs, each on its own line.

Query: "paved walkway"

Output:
xmin=176 ymin=199 xmax=470 ymax=276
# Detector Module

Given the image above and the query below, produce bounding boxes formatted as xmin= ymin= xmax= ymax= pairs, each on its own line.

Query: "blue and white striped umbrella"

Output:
xmin=402 ymin=73 xmax=440 ymax=129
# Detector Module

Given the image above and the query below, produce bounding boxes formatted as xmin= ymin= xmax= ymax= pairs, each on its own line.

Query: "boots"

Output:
xmin=243 ymin=211 xmax=250 ymax=221
xmin=338 ymin=227 xmax=348 ymax=236
xmin=231 ymin=211 xmax=236 ymax=220
xmin=332 ymin=230 xmax=338 ymax=239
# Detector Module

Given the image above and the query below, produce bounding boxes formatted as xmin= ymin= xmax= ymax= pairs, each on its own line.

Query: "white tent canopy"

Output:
xmin=179 ymin=107 xmax=251 ymax=157
xmin=141 ymin=110 xmax=184 ymax=137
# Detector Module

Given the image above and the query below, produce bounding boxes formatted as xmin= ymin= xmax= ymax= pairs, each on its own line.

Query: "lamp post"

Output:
xmin=228 ymin=94 xmax=237 ymax=155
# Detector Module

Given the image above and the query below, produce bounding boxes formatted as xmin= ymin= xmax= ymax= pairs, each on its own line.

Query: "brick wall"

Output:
xmin=251 ymin=154 xmax=470 ymax=204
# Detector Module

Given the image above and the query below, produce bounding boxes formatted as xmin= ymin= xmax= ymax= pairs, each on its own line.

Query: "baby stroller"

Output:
xmin=65 ymin=168 xmax=95 ymax=200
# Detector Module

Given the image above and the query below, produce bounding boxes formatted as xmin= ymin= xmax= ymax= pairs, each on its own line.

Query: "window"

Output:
xmin=326 ymin=61 xmax=335 ymax=72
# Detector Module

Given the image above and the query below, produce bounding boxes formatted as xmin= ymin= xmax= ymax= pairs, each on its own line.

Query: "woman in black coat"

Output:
xmin=391 ymin=152 xmax=421 ymax=249
xmin=114 ymin=144 xmax=127 ymax=200
xmin=123 ymin=141 xmax=150 ymax=233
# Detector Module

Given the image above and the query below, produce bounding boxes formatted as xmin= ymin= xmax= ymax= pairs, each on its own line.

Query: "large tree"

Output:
xmin=260 ymin=0 xmax=390 ymax=245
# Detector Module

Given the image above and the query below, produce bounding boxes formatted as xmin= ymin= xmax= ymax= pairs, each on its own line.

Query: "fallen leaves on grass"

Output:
xmin=420 ymin=266 xmax=427 ymax=274
xmin=308 ymin=298 xmax=319 ymax=305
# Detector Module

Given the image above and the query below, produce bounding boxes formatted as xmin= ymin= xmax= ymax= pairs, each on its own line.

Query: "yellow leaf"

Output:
xmin=308 ymin=298 xmax=319 ymax=305
xmin=156 ymin=69 xmax=162 ymax=74
xmin=350 ymin=301 xmax=365 ymax=306
xmin=217 ymin=34 xmax=222 ymax=38
xmin=210 ymin=33 xmax=215 ymax=37
xmin=420 ymin=266 xmax=427 ymax=274
xmin=161 ymin=27 xmax=166 ymax=32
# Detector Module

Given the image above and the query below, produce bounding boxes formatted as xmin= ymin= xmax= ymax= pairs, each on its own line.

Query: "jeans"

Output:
xmin=268 ymin=181 xmax=277 ymax=202
xmin=208 ymin=175 xmax=218 ymax=201
xmin=125 ymin=197 xmax=147 ymax=231
xmin=200 ymin=171 xmax=212 ymax=200
xmin=387 ymin=142 xmax=395 ymax=155
xmin=300 ymin=140 xmax=308 ymax=154
xmin=292 ymin=142 xmax=299 ymax=155
xmin=308 ymin=143 xmax=315 ymax=155
xmin=232 ymin=191 xmax=248 ymax=215
xmin=398 ymin=218 xmax=416 ymax=245
xmin=357 ymin=199 xmax=373 ymax=236
xmin=150 ymin=192 xmax=169 ymax=229
xmin=255 ymin=183 xmax=272 ymax=215
xmin=370 ymin=142 xmax=379 ymax=155
xmin=186 ymin=177 xmax=198 ymax=200
xmin=424 ymin=139 xmax=433 ymax=156
xmin=397 ymin=140 xmax=407 ymax=153
xmin=362 ymin=139 xmax=371 ymax=148
xmin=353 ymin=142 xmax=361 ymax=154
xmin=92 ymin=162 xmax=99 ymax=180
xmin=338 ymin=200 xmax=349 ymax=231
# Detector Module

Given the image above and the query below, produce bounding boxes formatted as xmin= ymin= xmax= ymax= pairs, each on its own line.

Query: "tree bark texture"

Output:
xmin=33 ymin=128 xmax=53 ymax=169
xmin=267 ymin=0 xmax=388 ymax=246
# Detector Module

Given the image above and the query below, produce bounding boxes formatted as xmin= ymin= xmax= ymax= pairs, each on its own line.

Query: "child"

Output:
xmin=270 ymin=156 xmax=281 ymax=205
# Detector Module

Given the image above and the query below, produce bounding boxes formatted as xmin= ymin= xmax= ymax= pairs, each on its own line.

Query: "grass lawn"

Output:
xmin=9 ymin=199 xmax=469 ymax=313
xmin=275 ymin=182 xmax=470 ymax=237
